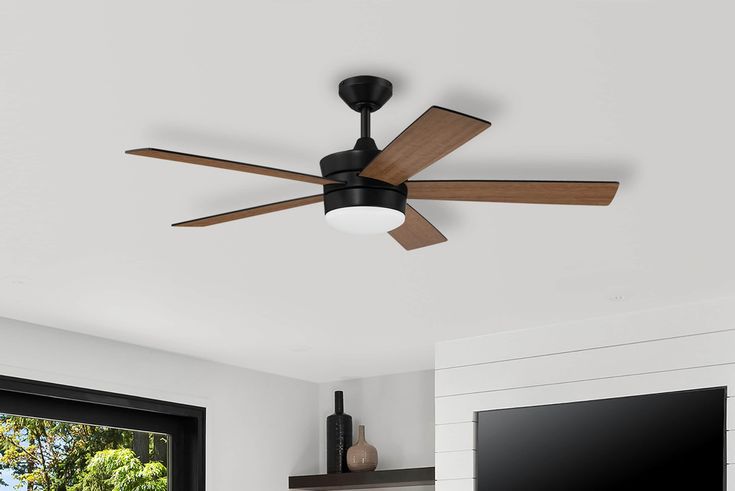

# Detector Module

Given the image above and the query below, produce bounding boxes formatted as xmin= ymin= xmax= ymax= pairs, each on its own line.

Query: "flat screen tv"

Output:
xmin=477 ymin=387 xmax=726 ymax=490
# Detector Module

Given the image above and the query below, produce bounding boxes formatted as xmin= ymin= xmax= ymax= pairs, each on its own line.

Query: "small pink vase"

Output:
xmin=346 ymin=425 xmax=378 ymax=472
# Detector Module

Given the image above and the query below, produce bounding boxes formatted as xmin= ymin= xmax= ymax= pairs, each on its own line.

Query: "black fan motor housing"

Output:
xmin=320 ymin=138 xmax=407 ymax=215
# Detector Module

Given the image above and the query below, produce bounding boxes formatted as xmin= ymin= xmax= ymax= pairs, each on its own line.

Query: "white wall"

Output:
xmin=319 ymin=370 xmax=435 ymax=491
xmin=434 ymin=297 xmax=735 ymax=491
xmin=0 ymin=316 xmax=319 ymax=490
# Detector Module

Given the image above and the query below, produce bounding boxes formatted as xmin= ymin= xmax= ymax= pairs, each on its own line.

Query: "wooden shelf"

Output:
xmin=289 ymin=467 xmax=435 ymax=490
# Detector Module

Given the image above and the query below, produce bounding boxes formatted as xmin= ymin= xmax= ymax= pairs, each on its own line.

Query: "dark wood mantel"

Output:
xmin=289 ymin=467 xmax=435 ymax=490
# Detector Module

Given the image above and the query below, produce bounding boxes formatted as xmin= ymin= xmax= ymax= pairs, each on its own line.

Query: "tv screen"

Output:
xmin=476 ymin=387 xmax=726 ymax=490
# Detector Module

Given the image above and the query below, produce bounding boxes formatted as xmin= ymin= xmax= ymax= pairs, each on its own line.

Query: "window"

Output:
xmin=0 ymin=375 xmax=205 ymax=490
xmin=0 ymin=418 xmax=170 ymax=489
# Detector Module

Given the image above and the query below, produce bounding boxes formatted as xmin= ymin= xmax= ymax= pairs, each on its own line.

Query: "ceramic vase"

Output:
xmin=347 ymin=425 xmax=378 ymax=472
xmin=326 ymin=391 xmax=353 ymax=473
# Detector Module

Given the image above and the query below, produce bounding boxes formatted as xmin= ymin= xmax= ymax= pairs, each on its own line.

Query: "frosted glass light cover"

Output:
xmin=325 ymin=206 xmax=405 ymax=234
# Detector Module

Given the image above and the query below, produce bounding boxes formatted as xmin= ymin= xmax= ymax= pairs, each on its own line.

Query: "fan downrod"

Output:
xmin=339 ymin=75 xmax=392 ymax=140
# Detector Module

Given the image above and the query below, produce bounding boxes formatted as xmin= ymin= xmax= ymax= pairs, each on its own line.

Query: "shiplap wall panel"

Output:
xmin=435 ymin=450 xmax=475 ymax=480
xmin=436 ymin=300 xmax=735 ymax=369
xmin=436 ymin=364 xmax=735 ymax=424
xmin=437 ymin=330 xmax=735 ymax=397
xmin=435 ymin=422 xmax=475 ymax=452
xmin=435 ymin=298 xmax=735 ymax=489
xmin=435 ymin=479 xmax=475 ymax=491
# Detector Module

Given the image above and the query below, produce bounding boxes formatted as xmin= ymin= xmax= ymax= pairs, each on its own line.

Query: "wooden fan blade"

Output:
xmin=172 ymin=194 xmax=323 ymax=227
xmin=407 ymin=180 xmax=619 ymax=205
xmin=359 ymin=106 xmax=491 ymax=185
xmin=126 ymin=148 xmax=340 ymax=185
xmin=389 ymin=205 xmax=447 ymax=251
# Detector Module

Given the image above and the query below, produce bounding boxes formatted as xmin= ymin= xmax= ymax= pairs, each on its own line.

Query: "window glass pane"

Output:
xmin=0 ymin=413 xmax=169 ymax=490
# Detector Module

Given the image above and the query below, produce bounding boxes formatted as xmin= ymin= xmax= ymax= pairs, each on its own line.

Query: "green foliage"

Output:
xmin=71 ymin=449 xmax=167 ymax=491
xmin=0 ymin=415 xmax=167 ymax=491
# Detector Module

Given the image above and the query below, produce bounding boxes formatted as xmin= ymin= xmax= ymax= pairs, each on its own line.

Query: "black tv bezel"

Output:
xmin=475 ymin=386 xmax=728 ymax=490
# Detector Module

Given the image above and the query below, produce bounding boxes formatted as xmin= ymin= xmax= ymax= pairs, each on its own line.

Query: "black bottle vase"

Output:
xmin=326 ymin=390 xmax=353 ymax=473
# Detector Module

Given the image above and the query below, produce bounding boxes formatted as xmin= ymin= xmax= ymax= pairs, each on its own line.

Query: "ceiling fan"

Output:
xmin=126 ymin=75 xmax=619 ymax=250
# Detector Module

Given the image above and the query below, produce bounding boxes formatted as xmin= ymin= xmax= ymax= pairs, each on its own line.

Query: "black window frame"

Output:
xmin=0 ymin=374 xmax=205 ymax=491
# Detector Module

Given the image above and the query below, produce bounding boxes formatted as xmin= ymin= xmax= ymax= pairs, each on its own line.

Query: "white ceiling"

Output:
xmin=2 ymin=0 xmax=734 ymax=382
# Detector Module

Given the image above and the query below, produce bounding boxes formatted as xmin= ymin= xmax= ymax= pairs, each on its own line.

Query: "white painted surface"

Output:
xmin=436 ymin=365 xmax=735 ymax=425
xmin=435 ymin=451 xmax=474 ymax=481
xmin=318 ymin=371 xmax=435 ymax=491
xmin=435 ymin=479 xmax=474 ymax=491
xmin=436 ymin=298 xmax=735 ymax=370
xmin=436 ymin=330 xmax=735 ymax=397
xmin=0 ymin=316 xmax=319 ymax=490
xmin=2 ymin=0 xmax=735 ymax=382
xmin=435 ymin=422 xmax=475 ymax=453
xmin=435 ymin=298 xmax=735 ymax=489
